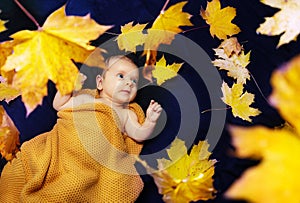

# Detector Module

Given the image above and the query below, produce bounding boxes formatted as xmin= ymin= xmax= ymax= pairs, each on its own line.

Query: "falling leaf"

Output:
xmin=137 ymin=138 xmax=217 ymax=203
xmin=0 ymin=105 xmax=20 ymax=161
xmin=200 ymin=0 xmax=240 ymax=40
xmin=269 ymin=54 xmax=300 ymax=134
xmin=144 ymin=1 xmax=193 ymax=51
xmin=1 ymin=5 xmax=112 ymax=114
xmin=226 ymin=126 xmax=300 ymax=203
xmin=0 ymin=10 xmax=7 ymax=33
xmin=218 ymin=37 xmax=242 ymax=57
xmin=152 ymin=55 xmax=183 ymax=85
xmin=221 ymin=82 xmax=261 ymax=122
xmin=116 ymin=22 xmax=148 ymax=53
xmin=0 ymin=19 xmax=7 ymax=33
xmin=142 ymin=50 xmax=157 ymax=82
xmin=0 ymin=83 xmax=20 ymax=103
xmin=257 ymin=0 xmax=300 ymax=47
xmin=213 ymin=46 xmax=251 ymax=84
xmin=0 ymin=40 xmax=17 ymax=85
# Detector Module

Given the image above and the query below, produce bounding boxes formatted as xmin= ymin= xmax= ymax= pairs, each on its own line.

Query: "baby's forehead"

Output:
xmin=107 ymin=59 xmax=138 ymax=73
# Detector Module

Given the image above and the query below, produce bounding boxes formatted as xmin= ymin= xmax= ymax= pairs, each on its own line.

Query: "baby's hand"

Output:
xmin=146 ymin=100 xmax=162 ymax=123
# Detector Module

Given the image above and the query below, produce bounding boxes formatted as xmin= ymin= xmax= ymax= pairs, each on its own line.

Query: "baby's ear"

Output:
xmin=96 ymin=75 xmax=103 ymax=91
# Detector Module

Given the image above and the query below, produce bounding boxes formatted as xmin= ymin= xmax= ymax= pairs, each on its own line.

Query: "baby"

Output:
xmin=53 ymin=55 xmax=162 ymax=142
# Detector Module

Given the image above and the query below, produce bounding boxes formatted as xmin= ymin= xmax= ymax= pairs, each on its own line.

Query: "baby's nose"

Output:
xmin=125 ymin=79 xmax=132 ymax=86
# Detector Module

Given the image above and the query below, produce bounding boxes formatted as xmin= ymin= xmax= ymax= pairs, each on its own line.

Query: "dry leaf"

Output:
xmin=1 ymin=5 xmax=111 ymax=114
xmin=152 ymin=55 xmax=183 ymax=85
xmin=142 ymin=50 xmax=157 ymax=82
xmin=221 ymin=82 xmax=261 ymax=122
xmin=0 ymin=106 xmax=20 ymax=161
xmin=219 ymin=37 xmax=242 ymax=57
xmin=200 ymin=0 xmax=240 ymax=40
xmin=269 ymin=54 xmax=300 ymax=134
xmin=137 ymin=138 xmax=216 ymax=203
xmin=226 ymin=126 xmax=300 ymax=203
xmin=213 ymin=47 xmax=251 ymax=84
xmin=116 ymin=22 xmax=148 ymax=53
xmin=257 ymin=0 xmax=300 ymax=47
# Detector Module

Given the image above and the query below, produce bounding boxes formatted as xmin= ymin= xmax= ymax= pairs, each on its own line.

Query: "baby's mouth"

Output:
xmin=120 ymin=90 xmax=130 ymax=94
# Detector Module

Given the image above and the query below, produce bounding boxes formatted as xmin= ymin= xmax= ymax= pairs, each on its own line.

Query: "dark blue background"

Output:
xmin=1 ymin=1 xmax=299 ymax=202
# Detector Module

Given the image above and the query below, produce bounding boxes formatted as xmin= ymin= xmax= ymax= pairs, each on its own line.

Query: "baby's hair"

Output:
xmin=102 ymin=55 xmax=137 ymax=77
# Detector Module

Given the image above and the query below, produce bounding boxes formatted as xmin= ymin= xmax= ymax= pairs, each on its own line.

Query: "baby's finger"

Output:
xmin=153 ymin=104 xmax=162 ymax=112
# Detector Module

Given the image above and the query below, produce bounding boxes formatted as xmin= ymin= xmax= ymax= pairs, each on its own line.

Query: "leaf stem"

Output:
xmin=14 ymin=0 xmax=41 ymax=29
xmin=182 ymin=25 xmax=209 ymax=34
xmin=249 ymin=71 xmax=270 ymax=105
xmin=201 ymin=106 xmax=231 ymax=114
xmin=104 ymin=31 xmax=119 ymax=36
xmin=161 ymin=0 xmax=170 ymax=14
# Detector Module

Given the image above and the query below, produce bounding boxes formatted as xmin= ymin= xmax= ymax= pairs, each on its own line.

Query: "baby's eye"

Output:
xmin=132 ymin=79 xmax=137 ymax=84
xmin=117 ymin=74 xmax=124 ymax=79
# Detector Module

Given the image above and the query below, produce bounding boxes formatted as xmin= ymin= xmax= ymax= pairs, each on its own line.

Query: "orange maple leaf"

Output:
xmin=200 ymin=0 xmax=240 ymax=40
xmin=0 ymin=5 xmax=111 ymax=114
xmin=0 ymin=106 xmax=20 ymax=161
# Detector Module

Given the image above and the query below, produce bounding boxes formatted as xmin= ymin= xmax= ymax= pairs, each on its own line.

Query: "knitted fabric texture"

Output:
xmin=0 ymin=90 xmax=145 ymax=202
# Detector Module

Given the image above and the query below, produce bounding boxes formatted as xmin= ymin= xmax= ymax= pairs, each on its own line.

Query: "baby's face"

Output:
xmin=101 ymin=59 xmax=139 ymax=104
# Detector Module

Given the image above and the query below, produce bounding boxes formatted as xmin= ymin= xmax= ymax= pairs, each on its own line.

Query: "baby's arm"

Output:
xmin=53 ymin=92 xmax=73 ymax=111
xmin=125 ymin=100 xmax=162 ymax=142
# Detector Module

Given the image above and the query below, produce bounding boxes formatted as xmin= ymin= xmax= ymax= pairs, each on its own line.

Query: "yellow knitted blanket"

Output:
xmin=0 ymin=99 xmax=145 ymax=202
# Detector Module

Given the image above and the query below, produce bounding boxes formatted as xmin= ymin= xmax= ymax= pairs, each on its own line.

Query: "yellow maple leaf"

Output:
xmin=152 ymin=55 xmax=183 ymax=85
xmin=0 ymin=83 xmax=20 ymax=103
xmin=0 ymin=10 xmax=7 ymax=33
xmin=221 ymin=82 xmax=261 ymax=122
xmin=0 ymin=40 xmax=17 ymax=84
xmin=226 ymin=126 xmax=300 ymax=203
xmin=200 ymin=0 xmax=241 ymax=40
xmin=1 ymin=5 xmax=111 ymax=114
xmin=116 ymin=22 xmax=148 ymax=53
xmin=213 ymin=46 xmax=251 ymax=84
xmin=0 ymin=19 xmax=7 ymax=33
xmin=144 ymin=1 xmax=193 ymax=51
xmin=137 ymin=138 xmax=217 ymax=203
xmin=269 ymin=55 xmax=300 ymax=134
xmin=0 ymin=105 xmax=20 ymax=161
xmin=257 ymin=0 xmax=300 ymax=47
